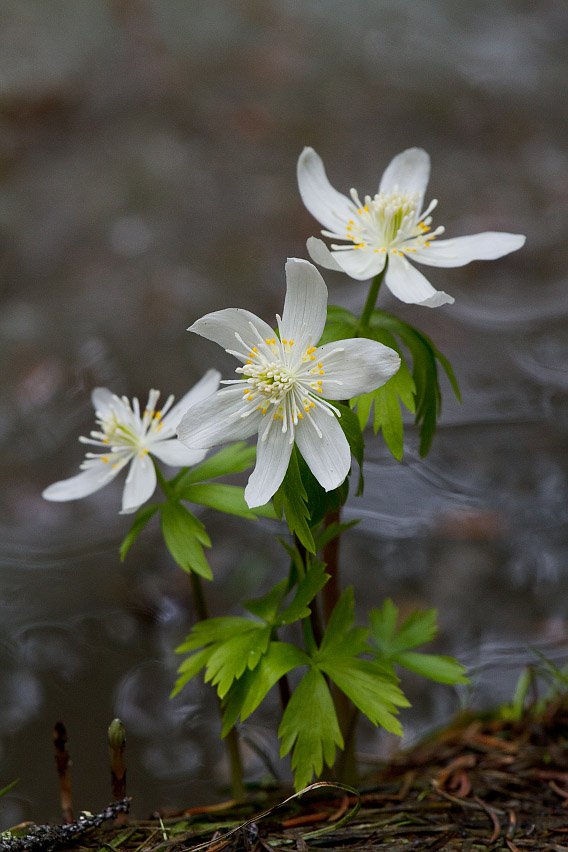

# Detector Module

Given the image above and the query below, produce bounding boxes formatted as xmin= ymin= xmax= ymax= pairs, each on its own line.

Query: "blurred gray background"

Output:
xmin=1 ymin=0 xmax=568 ymax=828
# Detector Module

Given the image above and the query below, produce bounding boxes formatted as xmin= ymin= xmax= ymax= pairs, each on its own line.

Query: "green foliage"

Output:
xmin=279 ymin=667 xmax=343 ymax=790
xmin=171 ymin=442 xmax=257 ymax=492
xmin=322 ymin=304 xmax=460 ymax=459
xmin=334 ymin=402 xmax=365 ymax=494
xmin=279 ymin=588 xmax=409 ymax=789
xmin=222 ymin=642 xmax=310 ymax=735
xmin=369 ymin=311 xmax=460 ymax=457
xmin=160 ymin=500 xmax=213 ymax=579
xmin=119 ymin=440 xmax=269 ymax=573
xmin=177 ymin=482 xmax=270 ymax=520
xmin=173 ymin=562 xmax=327 ymax=701
xmin=272 ymin=447 xmax=316 ymax=553
xmin=120 ymin=503 xmax=160 ymax=561
xmin=369 ymin=598 xmax=468 ymax=685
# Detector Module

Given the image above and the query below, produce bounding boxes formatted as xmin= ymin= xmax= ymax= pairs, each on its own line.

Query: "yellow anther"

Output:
xmin=274 ymin=413 xmax=279 ymax=420
xmin=282 ymin=339 xmax=288 ymax=345
xmin=317 ymin=388 xmax=323 ymax=393
xmin=298 ymin=412 xmax=303 ymax=419
xmin=102 ymin=456 xmax=109 ymax=463
xmin=310 ymin=402 xmax=315 ymax=408
xmin=364 ymin=205 xmax=369 ymax=212
xmin=319 ymin=370 xmax=324 ymax=375
xmin=425 ymin=241 xmax=430 ymax=247
xmin=305 ymin=406 xmax=310 ymax=412
xmin=265 ymin=338 xmax=271 ymax=344
xmin=317 ymin=362 xmax=323 ymax=368
xmin=310 ymin=356 xmax=315 ymax=360
xmin=289 ymin=340 xmax=294 ymax=346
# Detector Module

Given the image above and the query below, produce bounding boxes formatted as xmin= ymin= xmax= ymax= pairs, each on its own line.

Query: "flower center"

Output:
xmin=325 ymin=188 xmax=445 ymax=256
xmin=226 ymin=325 xmax=341 ymax=443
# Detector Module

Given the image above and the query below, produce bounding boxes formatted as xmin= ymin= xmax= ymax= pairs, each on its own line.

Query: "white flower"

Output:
xmin=177 ymin=258 xmax=400 ymax=508
xmin=298 ymin=146 xmax=526 ymax=308
xmin=43 ymin=370 xmax=221 ymax=514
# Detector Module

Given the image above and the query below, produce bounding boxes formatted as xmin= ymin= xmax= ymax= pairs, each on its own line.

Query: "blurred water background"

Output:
xmin=1 ymin=0 xmax=568 ymax=829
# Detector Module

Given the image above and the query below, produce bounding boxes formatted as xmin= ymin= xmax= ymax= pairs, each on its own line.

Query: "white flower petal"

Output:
xmin=379 ymin=148 xmax=431 ymax=212
xmin=386 ymin=254 xmax=455 ymax=307
xmin=306 ymin=236 xmax=344 ymax=272
xmin=150 ymin=440 xmax=207 ymax=467
xmin=244 ymin=418 xmax=293 ymax=508
xmin=121 ymin=454 xmax=157 ymax=514
xmin=189 ymin=309 xmax=275 ymax=355
xmin=281 ymin=258 xmax=328 ymax=344
xmin=91 ymin=387 xmax=115 ymax=415
xmin=160 ymin=369 xmax=221 ymax=434
xmin=297 ymin=147 xmax=354 ymax=232
xmin=317 ymin=338 xmax=401 ymax=398
xmin=178 ymin=387 xmax=262 ymax=449
xmin=295 ymin=411 xmax=351 ymax=492
xmin=412 ymin=232 xmax=526 ymax=268
xmin=42 ymin=462 xmax=121 ymax=502
xmin=331 ymin=247 xmax=387 ymax=281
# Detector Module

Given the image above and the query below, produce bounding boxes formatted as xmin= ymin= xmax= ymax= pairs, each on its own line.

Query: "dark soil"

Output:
xmin=5 ymin=702 xmax=568 ymax=852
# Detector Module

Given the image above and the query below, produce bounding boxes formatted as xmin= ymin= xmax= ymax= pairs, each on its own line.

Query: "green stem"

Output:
xmin=155 ymin=463 xmax=245 ymax=799
xmin=355 ymin=257 xmax=388 ymax=335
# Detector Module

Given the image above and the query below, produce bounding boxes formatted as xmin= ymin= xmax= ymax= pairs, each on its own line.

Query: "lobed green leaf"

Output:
xmin=172 ymin=442 xmax=256 ymax=493
xmin=278 ymin=667 xmax=343 ymax=791
xmin=160 ymin=501 xmax=212 ymax=579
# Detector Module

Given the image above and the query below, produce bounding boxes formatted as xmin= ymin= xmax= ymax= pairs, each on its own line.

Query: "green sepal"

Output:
xmin=221 ymin=642 xmax=310 ymax=735
xmin=272 ymin=447 xmax=316 ymax=553
xmin=278 ymin=667 xmax=343 ymax=791
xmin=178 ymin=482 xmax=274 ymax=519
xmin=160 ymin=500 xmax=212 ymax=579
xmin=120 ymin=502 xmax=160 ymax=561
xmin=171 ymin=442 xmax=256 ymax=494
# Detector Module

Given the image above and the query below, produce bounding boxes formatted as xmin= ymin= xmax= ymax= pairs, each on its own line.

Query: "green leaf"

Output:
xmin=272 ymin=447 xmax=316 ymax=553
xmin=179 ymin=482 xmax=260 ymax=519
xmin=350 ymin=328 xmax=416 ymax=462
xmin=393 ymin=651 xmax=468 ymax=684
xmin=334 ymin=402 xmax=365 ymax=495
xmin=278 ymin=667 xmax=343 ymax=791
xmin=205 ymin=624 xmax=271 ymax=698
xmin=313 ymin=519 xmax=359 ymax=552
xmin=277 ymin=560 xmax=329 ymax=625
xmin=368 ymin=598 xmax=399 ymax=655
xmin=320 ymin=657 xmax=407 ymax=734
xmin=318 ymin=306 xmax=357 ymax=346
xmin=120 ymin=503 xmax=160 ymax=561
xmin=369 ymin=599 xmax=469 ymax=686
xmin=244 ymin=579 xmax=289 ymax=623
xmin=367 ymin=311 xmax=460 ymax=458
xmin=370 ymin=600 xmax=438 ymax=656
xmin=317 ymin=587 xmax=369 ymax=659
xmin=175 ymin=616 xmax=254 ymax=653
xmin=172 ymin=442 xmax=256 ymax=492
xmin=160 ymin=501 xmax=212 ymax=579
xmin=221 ymin=642 xmax=310 ymax=735
xmin=171 ymin=646 xmax=213 ymax=697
